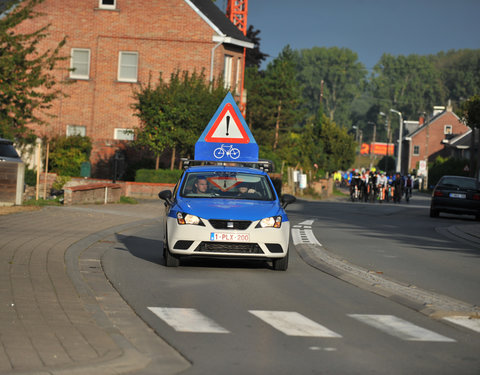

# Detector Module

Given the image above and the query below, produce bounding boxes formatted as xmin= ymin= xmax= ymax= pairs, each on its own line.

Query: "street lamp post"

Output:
xmin=390 ymin=109 xmax=403 ymax=173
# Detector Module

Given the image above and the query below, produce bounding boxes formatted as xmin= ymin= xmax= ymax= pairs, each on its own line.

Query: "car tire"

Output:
xmin=475 ymin=214 xmax=480 ymax=221
xmin=272 ymin=251 xmax=289 ymax=271
xmin=163 ymin=235 xmax=180 ymax=267
xmin=430 ymin=208 xmax=439 ymax=218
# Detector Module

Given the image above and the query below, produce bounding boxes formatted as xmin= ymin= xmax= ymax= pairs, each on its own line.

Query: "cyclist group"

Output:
xmin=334 ymin=169 xmax=414 ymax=203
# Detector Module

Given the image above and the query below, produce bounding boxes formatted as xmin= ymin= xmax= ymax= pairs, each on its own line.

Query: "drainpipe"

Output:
xmin=210 ymin=38 xmax=224 ymax=83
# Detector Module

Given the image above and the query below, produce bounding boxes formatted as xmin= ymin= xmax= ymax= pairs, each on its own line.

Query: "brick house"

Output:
xmin=403 ymin=105 xmax=470 ymax=173
xmin=11 ymin=0 xmax=253 ymax=176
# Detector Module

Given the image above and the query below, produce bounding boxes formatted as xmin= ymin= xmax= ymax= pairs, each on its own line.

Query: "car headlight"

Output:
xmin=256 ymin=216 xmax=282 ymax=228
xmin=177 ymin=212 xmax=205 ymax=226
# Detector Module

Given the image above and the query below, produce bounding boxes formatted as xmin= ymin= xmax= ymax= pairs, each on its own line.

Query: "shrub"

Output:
xmin=428 ymin=157 xmax=469 ymax=188
xmin=135 ymin=168 xmax=183 ymax=183
xmin=24 ymin=168 xmax=37 ymax=186
xmin=48 ymin=135 xmax=92 ymax=177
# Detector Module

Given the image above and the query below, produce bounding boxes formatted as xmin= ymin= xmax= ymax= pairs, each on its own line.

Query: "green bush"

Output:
xmin=135 ymin=168 xmax=183 ymax=183
xmin=24 ymin=168 xmax=37 ymax=186
xmin=428 ymin=157 xmax=469 ymax=188
xmin=48 ymin=135 xmax=92 ymax=177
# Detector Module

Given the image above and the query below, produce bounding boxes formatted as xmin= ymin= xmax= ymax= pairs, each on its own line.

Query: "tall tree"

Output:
xmin=0 ymin=0 xmax=68 ymax=142
xmin=432 ymin=49 xmax=480 ymax=107
xmin=245 ymin=25 xmax=268 ymax=69
xmin=132 ymin=70 xmax=227 ymax=169
xmin=371 ymin=53 xmax=445 ymax=121
xmin=462 ymin=95 xmax=480 ymax=178
xmin=295 ymin=46 xmax=367 ymax=126
xmin=246 ymin=45 xmax=302 ymax=151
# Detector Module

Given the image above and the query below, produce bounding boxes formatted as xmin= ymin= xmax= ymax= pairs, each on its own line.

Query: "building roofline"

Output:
xmin=185 ymin=0 xmax=254 ymax=49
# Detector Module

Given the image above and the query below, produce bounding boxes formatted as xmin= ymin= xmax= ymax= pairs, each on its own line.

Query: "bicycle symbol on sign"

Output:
xmin=213 ymin=144 xmax=240 ymax=159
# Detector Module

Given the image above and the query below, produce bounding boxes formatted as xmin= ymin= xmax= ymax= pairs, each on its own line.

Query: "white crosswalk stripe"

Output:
xmin=250 ymin=310 xmax=342 ymax=337
xmin=148 ymin=307 xmax=230 ymax=333
xmin=148 ymin=307 xmax=459 ymax=342
xmin=349 ymin=314 xmax=456 ymax=342
xmin=443 ymin=316 xmax=480 ymax=333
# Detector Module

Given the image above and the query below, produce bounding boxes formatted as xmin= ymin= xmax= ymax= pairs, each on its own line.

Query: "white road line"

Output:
xmin=249 ymin=310 xmax=342 ymax=338
xmin=148 ymin=307 xmax=230 ymax=333
xmin=349 ymin=314 xmax=455 ymax=342
xmin=292 ymin=228 xmax=322 ymax=246
xmin=298 ymin=220 xmax=315 ymax=226
xmin=443 ymin=316 xmax=480 ymax=333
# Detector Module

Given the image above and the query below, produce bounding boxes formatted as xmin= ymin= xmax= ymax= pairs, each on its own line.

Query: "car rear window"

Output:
xmin=439 ymin=177 xmax=478 ymax=190
xmin=180 ymin=171 xmax=275 ymax=200
xmin=0 ymin=143 xmax=20 ymax=159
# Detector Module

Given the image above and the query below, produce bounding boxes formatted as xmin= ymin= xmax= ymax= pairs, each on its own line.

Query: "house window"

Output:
xmin=67 ymin=125 xmax=86 ymax=137
xmin=114 ymin=128 xmax=134 ymax=141
xmin=235 ymin=58 xmax=242 ymax=95
xmin=413 ymin=145 xmax=420 ymax=156
xmin=118 ymin=52 xmax=138 ymax=82
xmin=70 ymin=49 xmax=90 ymax=79
xmin=444 ymin=125 xmax=452 ymax=135
xmin=99 ymin=0 xmax=116 ymax=9
xmin=223 ymin=55 xmax=233 ymax=89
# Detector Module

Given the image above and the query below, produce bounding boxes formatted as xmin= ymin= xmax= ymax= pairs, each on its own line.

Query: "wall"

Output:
xmin=15 ymin=0 xmax=244 ymax=173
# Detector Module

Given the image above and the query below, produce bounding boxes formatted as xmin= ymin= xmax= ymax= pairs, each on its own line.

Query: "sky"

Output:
xmin=216 ymin=0 xmax=480 ymax=71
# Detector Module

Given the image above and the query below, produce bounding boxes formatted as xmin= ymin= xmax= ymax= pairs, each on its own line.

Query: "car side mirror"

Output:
xmin=281 ymin=194 xmax=296 ymax=209
xmin=158 ymin=190 xmax=173 ymax=205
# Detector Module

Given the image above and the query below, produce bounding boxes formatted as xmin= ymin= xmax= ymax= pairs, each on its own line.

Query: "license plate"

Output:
xmin=449 ymin=193 xmax=466 ymax=198
xmin=210 ymin=232 xmax=250 ymax=242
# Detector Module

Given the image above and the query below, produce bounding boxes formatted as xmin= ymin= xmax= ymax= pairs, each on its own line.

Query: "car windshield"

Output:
xmin=439 ymin=177 xmax=478 ymax=190
xmin=180 ymin=171 xmax=275 ymax=200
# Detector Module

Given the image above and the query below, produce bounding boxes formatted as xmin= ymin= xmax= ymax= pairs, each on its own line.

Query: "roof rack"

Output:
xmin=181 ymin=158 xmax=274 ymax=173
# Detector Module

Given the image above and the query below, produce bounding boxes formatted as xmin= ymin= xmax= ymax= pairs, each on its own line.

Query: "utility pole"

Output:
xmin=390 ymin=109 xmax=403 ymax=173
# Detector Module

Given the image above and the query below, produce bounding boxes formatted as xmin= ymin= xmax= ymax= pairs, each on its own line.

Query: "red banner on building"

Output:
xmin=360 ymin=143 xmax=395 ymax=156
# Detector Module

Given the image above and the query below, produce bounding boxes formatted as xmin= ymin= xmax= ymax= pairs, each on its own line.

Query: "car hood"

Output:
xmin=174 ymin=198 xmax=284 ymax=221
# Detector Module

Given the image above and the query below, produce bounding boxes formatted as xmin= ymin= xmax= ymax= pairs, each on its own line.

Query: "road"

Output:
xmin=102 ymin=193 xmax=480 ymax=374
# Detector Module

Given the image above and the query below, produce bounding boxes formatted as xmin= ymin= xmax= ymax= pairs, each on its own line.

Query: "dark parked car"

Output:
xmin=430 ymin=175 xmax=480 ymax=220
xmin=0 ymin=138 xmax=22 ymax=162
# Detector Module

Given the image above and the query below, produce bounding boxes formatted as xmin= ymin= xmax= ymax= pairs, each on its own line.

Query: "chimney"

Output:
xmin=419 ymin=116 xmax=424 ymax=125
xmin=446 ymin=99 xmax=453 ymax=112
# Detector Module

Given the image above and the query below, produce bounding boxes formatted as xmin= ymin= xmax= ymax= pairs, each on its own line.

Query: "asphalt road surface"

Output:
xmin=102 ymin=194 xmax=480 ymax=374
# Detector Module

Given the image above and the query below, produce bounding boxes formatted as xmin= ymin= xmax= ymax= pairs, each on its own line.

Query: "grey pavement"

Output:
xmin=1 ymin=200 xmax=479 ymax=374
xmin=0 ymin=202 xmax=189 ymax=375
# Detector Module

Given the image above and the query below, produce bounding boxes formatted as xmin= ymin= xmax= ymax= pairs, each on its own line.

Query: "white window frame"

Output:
xmin=114 ymin=128 xmax=134 ymax=141
xmin=99 ymin=0 xmax=116 ymax=10
xmin=223 ymin=55 xmax=233 ymax=89
xmin=118 ymin=51 xmax=138 ymax=83
xmin=413 ymin=145 xmax=420 ymax=156
xmin=66 ymin=125 xmax=86 ymax=137
xmin=235 ymin=58 xmax=242 ymax=95
xmin=444 ymin=125 xmax=452 ymax=135
xmin=70 ymin=48 xmax=90 ymax=80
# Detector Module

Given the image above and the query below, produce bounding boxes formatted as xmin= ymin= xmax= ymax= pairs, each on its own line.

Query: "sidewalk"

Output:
xmin=1 ymin=200 xmax=479 ymax=374
xmin=0 ymin=202 xmax=189 ymax=375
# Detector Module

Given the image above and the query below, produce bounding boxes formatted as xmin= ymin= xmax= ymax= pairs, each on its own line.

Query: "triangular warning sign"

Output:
xmin=205 ymin=103 xmax=249 ymax=144
xmin=207 ymin=177 xmax=243 ymax=192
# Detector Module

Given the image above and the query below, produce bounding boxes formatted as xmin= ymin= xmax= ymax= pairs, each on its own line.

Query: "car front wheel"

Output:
xmin=429 ymin=208 xmax=439 ymax=218
xmin=272 ymin=251 xmax=289 ymax=271
xmin=163 ymin=235 xmax=180 ymax=267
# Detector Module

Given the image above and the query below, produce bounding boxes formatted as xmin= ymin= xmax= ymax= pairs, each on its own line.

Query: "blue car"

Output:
xmin=159 ymin=163 xmax=296 ymax=270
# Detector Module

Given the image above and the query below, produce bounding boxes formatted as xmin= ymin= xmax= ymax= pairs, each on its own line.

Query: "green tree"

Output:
xmin=132 ymin=70 xmax=227 ymax=169
xmin=461 ymin=95 xmax=480 ymax=177
xmin=246 ymin=45 xmax=302 ymax=151
xmin=0 ymin=0 xmax=68 ymax=142
xmin=296 ymin=46 xmax=367 ymax=126
xmin=432 ymin=49 xmax=480 ymax=107
xmin=371 ymin=54 xmax=445 ymax=121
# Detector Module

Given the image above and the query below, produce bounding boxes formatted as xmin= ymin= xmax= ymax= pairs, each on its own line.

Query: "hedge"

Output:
xmin=135 ymin=168 xmax=183 ymax=183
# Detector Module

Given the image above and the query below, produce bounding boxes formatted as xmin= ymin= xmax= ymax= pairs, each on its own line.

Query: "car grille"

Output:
xmin=195 ymin=242 xmax=264 ymax=254
xmin=209 ymin=219 xmax=252 ymax=230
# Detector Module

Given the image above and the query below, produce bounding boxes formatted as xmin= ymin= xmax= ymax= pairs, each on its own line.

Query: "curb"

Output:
xmin=295 ymin=242 xmax=480 ymax=320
